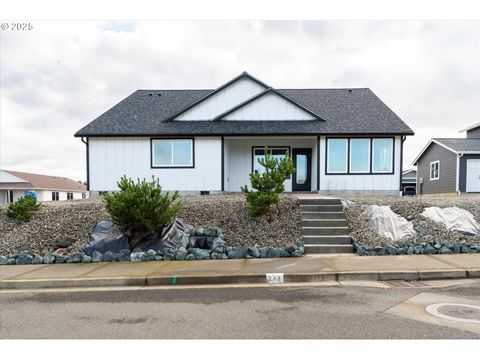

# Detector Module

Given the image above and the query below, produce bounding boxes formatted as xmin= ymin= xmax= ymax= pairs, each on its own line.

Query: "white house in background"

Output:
xmin=0 ymin=170 xmax=87 ymax=203
xmin=75 ymin=72 xmax=414 ymax=195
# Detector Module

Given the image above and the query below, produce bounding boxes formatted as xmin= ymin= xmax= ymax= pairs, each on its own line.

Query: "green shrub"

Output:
xmin=104 ymin=176 xmax=181 ymax=247
xmin=6 ymin=194 xmax=41 ymax=222
xmin=241 ymin=146 xmax=295 ymax=222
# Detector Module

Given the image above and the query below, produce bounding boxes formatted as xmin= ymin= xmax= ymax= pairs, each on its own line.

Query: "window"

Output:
xmin=430 ymin=161 xmax=440 ymax=180
xmin=67 ymin=192 xmax=73 ymax=200
xmin=372 ymin=138 xmax=393 ymax=173
xmin=8 ymin=191 xmax=13 ymax=203
xmin=152 ymin=139 xmax=194 ymax=168
xmin=253 ymin=147 xmax=289 ymax=174
xmin=350 ymin=139 xmax=370 ymax=173
xmin=327 ymin=139 xmax=348 ymax=173
xmin=52 ymin=192 xmax=59 ymax=201
xmin=82 ymin=192 xmax=87 ymax=199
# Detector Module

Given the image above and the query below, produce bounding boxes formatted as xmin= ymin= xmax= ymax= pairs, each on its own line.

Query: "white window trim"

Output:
xmin=349 ymin=138 xmax=371 ymax=173
xmin=152 ymin=139 xmax=194 ymax=168
xmin=327 ymin=138 xmax=348 ymax=174
xmin=372 ymin=138 xmax=394 ymax=173
xmin=430 ymin=160 xmax=440 ymax=181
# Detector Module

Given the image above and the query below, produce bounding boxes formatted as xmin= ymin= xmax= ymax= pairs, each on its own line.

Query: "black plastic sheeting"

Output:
xmin=82 ymin=218 xmax=193 ymax=255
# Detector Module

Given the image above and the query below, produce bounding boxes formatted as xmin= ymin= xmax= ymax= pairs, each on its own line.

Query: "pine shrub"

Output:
xmin=6 ymin=194 xmax=41 ymax=222
xmin=241 ymin=146 xmax=295 ymax=222
xmin=104 ymin=176 xmax=181 ymax=246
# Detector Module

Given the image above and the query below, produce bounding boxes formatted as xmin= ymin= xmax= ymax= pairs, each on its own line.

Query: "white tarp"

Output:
xmin=365 ymin=205 xmax=416 ymax=241
xmin=421 ymin=207 xmax=480 ymax=235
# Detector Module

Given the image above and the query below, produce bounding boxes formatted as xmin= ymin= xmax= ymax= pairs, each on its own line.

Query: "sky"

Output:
xmin=0 ymin=20 xmax=479 ymax=182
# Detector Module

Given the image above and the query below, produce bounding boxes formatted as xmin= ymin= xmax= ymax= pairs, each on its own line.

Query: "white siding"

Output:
xmin=319 ymin=136 xmax=401 ymax=192
xmin=222 ymin=93 xmax=316 ymax=121
xmin=176 ymin=78 xmax=266 ymax=120
xmin=89 ymin=137 xmax=222 ymax=191
xmin=225 ymin=136 xmax=317 ymax=192
xmin=0 ymin=170 xmax=28 ymax=183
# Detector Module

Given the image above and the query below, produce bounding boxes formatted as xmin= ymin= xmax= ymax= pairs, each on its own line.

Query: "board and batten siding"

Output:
xmin=175 ymin=78 xmax=266 ymax=120
xmin=88 ymin=137 xmax=222 ymax=191
xmin=222 ymin=93 xmax=316 ymax=121
xmin=318 ymin=136 xmax=402 ymax=193
xmin=224 ymin=136 xmax=318 ymax=192
xmin=416 ymin=142 xmax=457 ymax=194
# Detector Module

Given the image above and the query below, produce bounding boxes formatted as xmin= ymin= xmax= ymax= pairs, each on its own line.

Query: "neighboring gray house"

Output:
xmin=401 ymin=168 xmax=417 ymax=192
xmin=413 ymin=124 xmax=480 ymax=194
xmin=75 ymin=72 xmax=414 ymax=195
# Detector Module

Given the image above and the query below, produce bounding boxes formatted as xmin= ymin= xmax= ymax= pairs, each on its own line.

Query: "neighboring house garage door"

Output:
xmin=466 ymin=159 xmax=480 ymax=192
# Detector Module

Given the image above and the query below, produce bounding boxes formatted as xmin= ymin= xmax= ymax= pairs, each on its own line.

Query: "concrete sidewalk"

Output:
xmin=1 ymin=253 xmax=479 ymax=290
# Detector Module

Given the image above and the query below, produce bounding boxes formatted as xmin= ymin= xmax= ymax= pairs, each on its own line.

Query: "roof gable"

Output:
xmin=170 ymin=72 xmax=268 ymax=121
xmin=2 ymin=170 xmax=86 ymax=191
xmin=215 ymin=88 xmax=320 ymax=121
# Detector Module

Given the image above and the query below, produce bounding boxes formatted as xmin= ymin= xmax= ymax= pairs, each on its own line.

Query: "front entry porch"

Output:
xmin=223 ymin=136 xmax=319 ymax=192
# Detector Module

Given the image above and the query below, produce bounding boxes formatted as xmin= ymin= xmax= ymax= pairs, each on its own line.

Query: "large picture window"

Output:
xmin=326 ymin=137 xmax=394 ymax=175
xmin=327 ymin=139 xmax=348 ymax=173
xmin=151 ymin=139 xmax=194 ymax=168
xmin=372 ymin=138 xmax=393 ymax=173
xmin=349 ymin=139 xmax=370 ymax=173
xmin=252 ymin=147 xmax=289 ymax=174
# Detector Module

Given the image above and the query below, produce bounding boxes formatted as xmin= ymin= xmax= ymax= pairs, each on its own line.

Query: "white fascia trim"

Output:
xmin=459 ymin=122 xmax=480 ymax=132
xmin=412 ymin=139 xmax=458 ymax=165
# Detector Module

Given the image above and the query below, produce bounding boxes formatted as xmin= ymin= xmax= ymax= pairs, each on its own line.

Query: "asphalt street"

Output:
xmin=1 ymin=281 xmax=479 ymax=339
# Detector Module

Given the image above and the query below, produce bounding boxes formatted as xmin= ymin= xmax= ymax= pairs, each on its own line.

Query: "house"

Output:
xmin=0 ymin=170 xmax=87 ymax=203
xmin=413 ymin=123 xmax=480 ymax=195
xmin=401 ymin=168 xmax=417 ymax=192
xmin=74 ymin=72 xmax=414 ymax=195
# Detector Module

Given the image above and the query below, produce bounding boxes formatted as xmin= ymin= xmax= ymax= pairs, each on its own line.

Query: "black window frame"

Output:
xmin=150 ymin=137 xmax=195 ymax=169
xmin=67 ymin=192 xmax=73 ymax=200
xmin=251 ymin=146 xmax=292 ymax=179
xmin=52 ymin=191 xmax=59 ymax=201
xmin=325 ymin=137 xmax=395 ymax=175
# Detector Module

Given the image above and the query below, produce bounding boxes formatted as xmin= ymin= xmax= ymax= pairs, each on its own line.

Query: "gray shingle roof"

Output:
xmin=434 ymin=138 xmax=480 ymax=153
xmin=75 ymin=88 xmax=414 ymax=137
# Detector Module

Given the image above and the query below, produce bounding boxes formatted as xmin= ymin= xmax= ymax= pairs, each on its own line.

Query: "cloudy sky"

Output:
xmin=1 ymin=20 xmax=479 ymax=182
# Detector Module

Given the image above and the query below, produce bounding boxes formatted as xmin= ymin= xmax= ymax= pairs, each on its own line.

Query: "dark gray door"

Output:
xmin=292 ymin=149 xmax=311 ymax=191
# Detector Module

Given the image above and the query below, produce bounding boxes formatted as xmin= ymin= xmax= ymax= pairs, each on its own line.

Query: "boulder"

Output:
xmin=259 ymin=247 xmax=269 ymax=258
xmin=154 ymin=255 xmax=164 ymax=261
xmin=365 ymin=205 xmax=416 ymax=241
xmin=54 ymin=254 xmax=68 ymax=263
xmin=414 ymin=246 xmax=423 ymax=255
xmin=0 ymin=256 xmax=8 ymax=265
xmin=439 ymin=246 xmax=453 ymax=254
xmin=92 ymin=251 xmax=103 ymax=262
xmin=227 ymin=246 xmax=249 ymax=259
xmin=103 ymin=251 xmax=118 ymax=262
xmin=185 ymin=254 xmax=195 ymax=260
xmin=284 ymin=245 xmax=296 ymax=254
xmin=66 ymin=252 xmax=83 ymax=263
xmin=16 ymin=253 xmax=33 ymax=265
xmin=174 ymin=248 xmax=187 ymax=260
xmin=43 ymin=253 xmax=55 ymax=264
xmin=423 ymin=245 xmax=437 ymax=254
xmin=195 ymin=228 xmax=205 ymax=236
xmin=291 ymin=250 xmax=303 ymax=257
xmin=82 ymin=255 xmax=92 ymax=263
xmin=212 ymin=238 xmax=227 ymax=253
xmin=7 ymin=257 xmax=16 ymax=265
xmin=130 ymin=252 xmax=145 ymax=261
xmin=248 ymin=246 xmax=261 ymax=258
xmin=31 ymin=255 xmax=43 ymax=264
xmin=117 ymin=249 xmax=131 ymax=262
xmin=188 ymin=248 xmax=210 ymax=260
xmin=267 ymin=248 xmax=290 ymax=258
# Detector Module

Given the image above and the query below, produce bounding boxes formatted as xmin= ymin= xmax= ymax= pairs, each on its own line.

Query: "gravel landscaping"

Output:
xmin=0 ymin=194 xmax=301 ymax=257
xmin=341 ymin=195 xmax=480 ymax=255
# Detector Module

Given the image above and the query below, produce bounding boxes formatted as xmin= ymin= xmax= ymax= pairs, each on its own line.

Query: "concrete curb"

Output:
xmin=1 ymin=268 xmax=479 ymax=290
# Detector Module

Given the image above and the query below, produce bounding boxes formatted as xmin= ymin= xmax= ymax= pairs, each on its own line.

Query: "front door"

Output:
xmin=292 ymin=149 xmax=311 ymax=191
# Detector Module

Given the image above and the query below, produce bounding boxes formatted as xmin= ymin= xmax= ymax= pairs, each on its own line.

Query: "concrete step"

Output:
xmin=300 ymin=204 xmax=343 ymax=212
xmin=304 ymin=244 xmax=354 ymax=254
xmin=301 ymin=211 xmax=345 ymax=220
xmin=302 ymin=227 xmax=350 ymax=236
xmin=302 ymin=219 xmax=347 ymax=227
xmin=299 ymin=198 xmax=342 ymax=205
xmin=302 ymin=235 xmax=352 ymax=245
